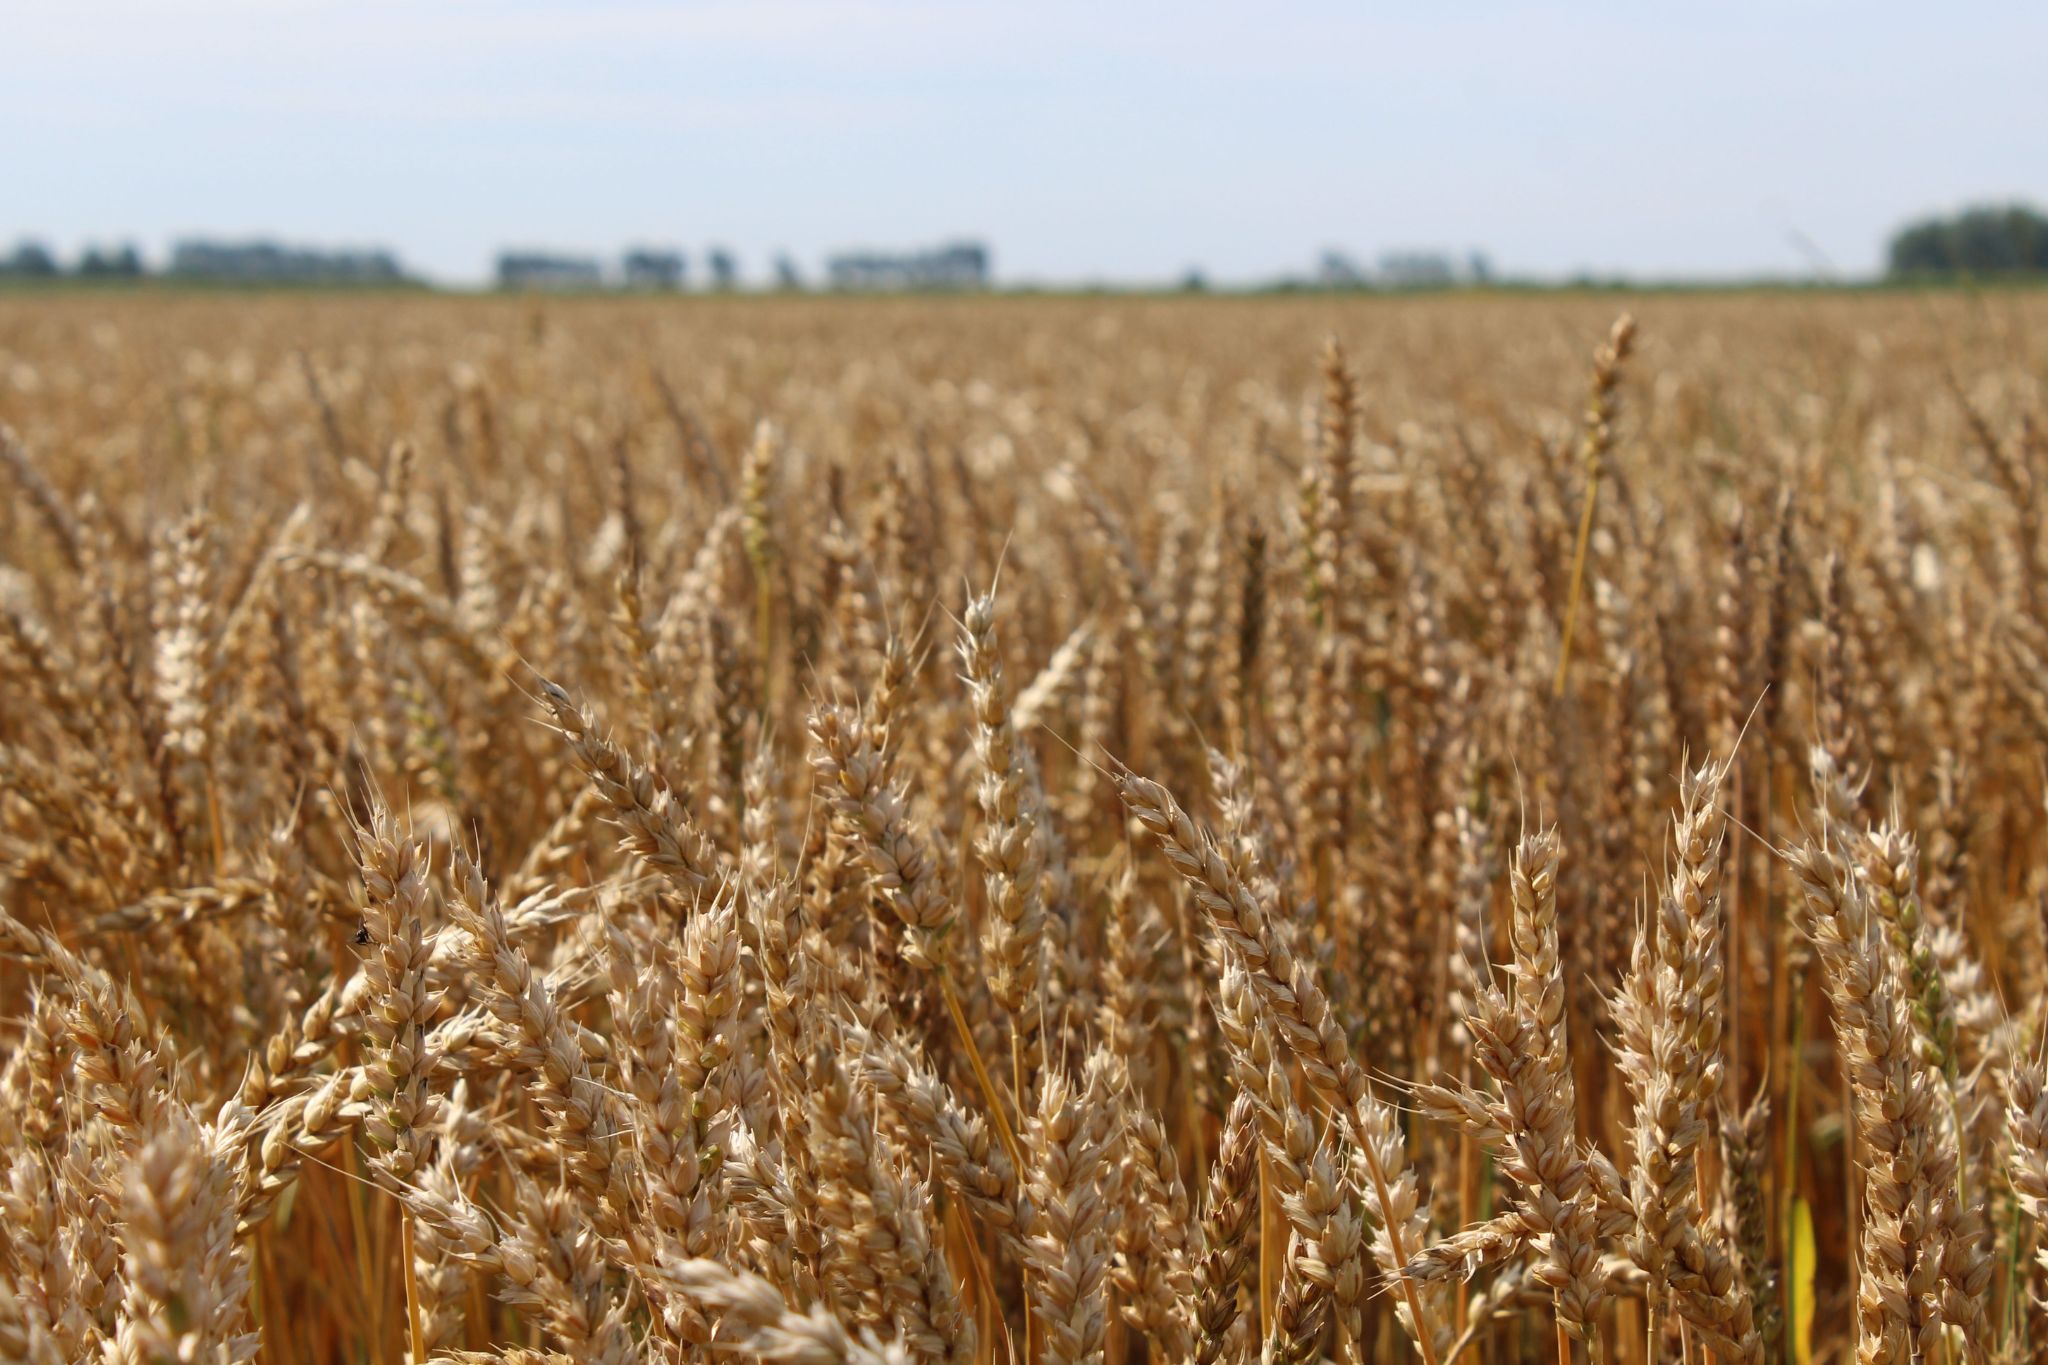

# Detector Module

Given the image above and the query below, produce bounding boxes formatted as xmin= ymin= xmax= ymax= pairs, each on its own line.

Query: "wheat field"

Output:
xmin=1 ymin=289 xmax=2045 ymax=1365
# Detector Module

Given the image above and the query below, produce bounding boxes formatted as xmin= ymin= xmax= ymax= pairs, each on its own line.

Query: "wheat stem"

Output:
xmin=1553 ymin=465 xmax=1602 ymax=699
xmin=400 ymin=1205 xmax=426 ymax=1364
xmin=938 ymin=962 xmax=1026 ymax=1176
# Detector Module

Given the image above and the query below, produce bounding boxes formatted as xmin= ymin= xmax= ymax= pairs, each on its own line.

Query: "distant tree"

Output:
xmin=2 ymin=240 xmax=60 ymax=278
xmin=825 ymin=241 xmax=986 ymax=291
xmin=707 ymin=247 xmax=738 ymax=290
xmin=622 ymin=249 xmax=685 ymax=291
xmin=1888 ymin=203 xmax=2048 ymax=277
xmin=78 ymin=243 xmax=145 ymax=279
xmin=1317 ymin=250 xmax=1367 ymax=289
xmin=497 ymin=252 xmax=602 ymax=291
xmin=174 ymin=239 xmax=409 ymax=285
xmin=1467 ymin=250 xmax=1494 ymax=284
xmin=773 ymin=253 xmax=803 ymax=291
xmin=1180 ymin=267 xmax=1208 ymax=292
xmin=1378 ymin=250 xmax=1456 ymax=289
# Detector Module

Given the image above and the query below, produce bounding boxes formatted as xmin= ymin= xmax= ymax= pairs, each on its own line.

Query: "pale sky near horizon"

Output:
xmin=5 ymin=0 xmax=2044 ymax=286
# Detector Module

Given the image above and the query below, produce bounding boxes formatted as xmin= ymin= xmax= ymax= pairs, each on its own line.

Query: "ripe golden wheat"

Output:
xmin=0 ymin=292 xmax=2044 ymax=1365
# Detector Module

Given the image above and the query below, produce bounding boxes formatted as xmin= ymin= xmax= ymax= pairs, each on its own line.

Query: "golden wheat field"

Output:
xmin=2 ymin=289 xmax=2047 ymax=1365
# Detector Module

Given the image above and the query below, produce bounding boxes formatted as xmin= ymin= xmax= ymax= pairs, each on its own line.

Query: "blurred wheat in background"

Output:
xmin=1 ymin=290 xmax=2045 ymax=1365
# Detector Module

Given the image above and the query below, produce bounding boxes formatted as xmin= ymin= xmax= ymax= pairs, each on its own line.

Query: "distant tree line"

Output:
xmin=1 ymin=237 xmax=407 ymax=284
xmin=1314 ymin=247 xmax=1493 ymax=290
xmin=824 ymin=241 xmax=989 ymax=290
xmin=1889 ymin=203 xmax=2048 ymax=278
xmin=171 ymin=240 xmax=407 ymax=284
xmin=496 ymin=245 xmax=754 ymax=292
xmin=496 ymin=241 xmax=992 ymax=293
xmin=1 ymin=240 xmax=145 ymax=279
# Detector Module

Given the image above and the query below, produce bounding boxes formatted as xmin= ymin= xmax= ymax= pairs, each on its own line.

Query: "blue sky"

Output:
xmin=5 ymin=0 xmax=2044 ymax=285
